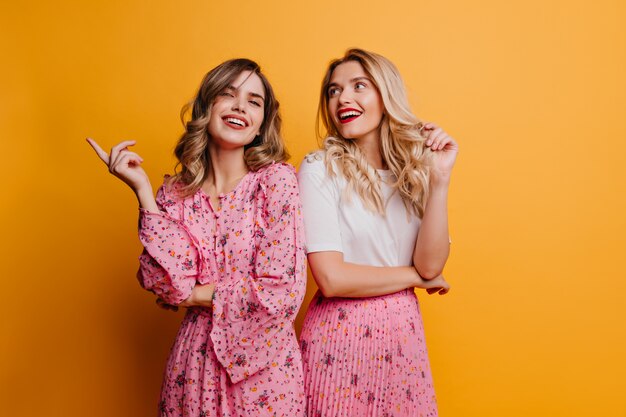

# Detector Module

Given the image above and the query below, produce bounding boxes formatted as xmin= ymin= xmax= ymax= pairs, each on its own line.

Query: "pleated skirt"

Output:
xmin=299 ymin=289 xmax=438 ymax=417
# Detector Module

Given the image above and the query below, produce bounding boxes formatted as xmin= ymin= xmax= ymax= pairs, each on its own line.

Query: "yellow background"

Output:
xmin=1 ymin=0 xmax=625 ymax=416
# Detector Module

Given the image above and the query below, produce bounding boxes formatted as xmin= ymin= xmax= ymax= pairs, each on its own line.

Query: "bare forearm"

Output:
xmin=183 ymin=284 xmax=215 ymax=307
xmin=156 ymin=283 xmax=214 ymax=311
xmin=413 ymin=181 xmax=450 ymax=278
xmin=135 ymin=182 xmax=159 ymax=213
xmin=309 ymin=252 xmax=430 ymax=298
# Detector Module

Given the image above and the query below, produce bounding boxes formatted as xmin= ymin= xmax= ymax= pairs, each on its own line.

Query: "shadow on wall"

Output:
xmin=107 ymin=269 xmax=182 ymax=413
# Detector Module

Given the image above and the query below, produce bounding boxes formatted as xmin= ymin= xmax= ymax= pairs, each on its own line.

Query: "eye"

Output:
xmin=249 ymin=100 xmax=262 ymax=107
xmin=219 ymin=91 xmax=235 ymax=97
xmin=328 ymin=87 xmax=341 ymax=97
xmin=355 ymin=81 xmax=367 ymax=90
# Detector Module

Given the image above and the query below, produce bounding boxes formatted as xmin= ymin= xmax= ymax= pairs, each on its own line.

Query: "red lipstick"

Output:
xmin=337 ymin=107 xmax=363 ymax=124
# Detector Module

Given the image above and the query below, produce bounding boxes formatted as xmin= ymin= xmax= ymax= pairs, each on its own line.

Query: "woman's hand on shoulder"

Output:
xmin=420 ymin=122 xmax=459 ymax=184
xmin=86 ymin=138 xmax=151 ymax=193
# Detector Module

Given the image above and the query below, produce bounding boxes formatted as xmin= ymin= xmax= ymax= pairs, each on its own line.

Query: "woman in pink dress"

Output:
xmin=297 ymin=49 xmax=458 ymax=416
xmin=88 ymin=59 xmax=306 ymax=417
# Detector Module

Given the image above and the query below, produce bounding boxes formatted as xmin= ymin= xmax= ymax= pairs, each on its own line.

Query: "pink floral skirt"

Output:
xmin=299 ymin=289 xmax=437 ymax=417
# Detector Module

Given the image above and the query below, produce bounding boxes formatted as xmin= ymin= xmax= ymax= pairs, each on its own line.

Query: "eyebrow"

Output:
xmin=226 ymin=85 xmax=265 ymax=101
xmin=327 ymin=77 xmax=372 ymax=89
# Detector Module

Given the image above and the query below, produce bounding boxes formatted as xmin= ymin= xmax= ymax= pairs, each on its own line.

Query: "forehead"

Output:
xmin=329 ymin=61 xmax=367 ymax=84
xmin=231 ymin=70 xmax=265 ymax=96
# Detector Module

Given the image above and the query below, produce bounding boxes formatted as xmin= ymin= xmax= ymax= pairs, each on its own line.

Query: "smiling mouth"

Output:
xmin=223 ymin=116 xmax=248 ymax=129
xmin=338 ymin=109 xmax=362 ymax=124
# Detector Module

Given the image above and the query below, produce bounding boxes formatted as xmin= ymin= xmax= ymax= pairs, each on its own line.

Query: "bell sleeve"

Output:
xmin=209 ymin=163 xmax=307 ymax=384
xmin=136 ymin=180 xmax=202 ymax=305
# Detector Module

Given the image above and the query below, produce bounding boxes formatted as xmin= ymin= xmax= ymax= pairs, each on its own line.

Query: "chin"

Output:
xmin=338 ymin=129 xmax=361 ymax=140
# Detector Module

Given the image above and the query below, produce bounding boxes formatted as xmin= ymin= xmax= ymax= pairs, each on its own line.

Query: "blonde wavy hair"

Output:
xmin=170 ymin=58 xmax=288 ymax=196
xmin=318 ymin=48 xmax=433 ymax=217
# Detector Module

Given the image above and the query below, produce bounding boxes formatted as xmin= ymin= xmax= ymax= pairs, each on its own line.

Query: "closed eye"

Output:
xmin=249 ymin=100 xmax=262 ymax=107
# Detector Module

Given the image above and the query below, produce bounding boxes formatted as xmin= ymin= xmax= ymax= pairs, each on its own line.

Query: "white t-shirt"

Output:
xmin=297 ymin=151 xmax=421 ymax=268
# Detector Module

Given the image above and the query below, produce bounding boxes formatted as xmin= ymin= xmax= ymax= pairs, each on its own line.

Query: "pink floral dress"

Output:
xmin=137 ymin=162 xmax=306 ymax=417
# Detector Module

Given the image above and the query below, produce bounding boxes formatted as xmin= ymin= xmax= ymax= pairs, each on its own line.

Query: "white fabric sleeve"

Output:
xmin=296 ymin=156 xmax=343 ymax=254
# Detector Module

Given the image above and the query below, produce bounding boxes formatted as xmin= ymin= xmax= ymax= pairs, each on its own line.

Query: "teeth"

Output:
xmin=226 ymin=117 xmax=245 ymax=126
xmin=339 ymin=111 xmax=361 ymax=120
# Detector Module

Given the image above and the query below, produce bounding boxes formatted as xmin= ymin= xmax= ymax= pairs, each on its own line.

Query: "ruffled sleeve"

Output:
xmin=136 ymin=180 xmax=202 ymax=305
xmin=209 ymin=163 xmax=307 ymax=384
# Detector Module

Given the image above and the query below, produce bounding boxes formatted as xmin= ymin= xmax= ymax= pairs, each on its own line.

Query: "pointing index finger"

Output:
xmin=86 ymin=137 xmax=110 ymax=164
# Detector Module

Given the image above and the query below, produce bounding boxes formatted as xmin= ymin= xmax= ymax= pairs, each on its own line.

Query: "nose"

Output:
xmin=231 ymin=94 xmax=247 ymax=113
xmin=338 ymin=88 xmax=353 ymax=104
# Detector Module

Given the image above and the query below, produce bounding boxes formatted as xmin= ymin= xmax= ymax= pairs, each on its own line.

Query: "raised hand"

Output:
xmin=86 ymin=138 xmax=150 ymax=192
xmin=420 ymin=122 xmax=459 ymax=183
xmin=86 ymin=138 xmax=159 ymax=212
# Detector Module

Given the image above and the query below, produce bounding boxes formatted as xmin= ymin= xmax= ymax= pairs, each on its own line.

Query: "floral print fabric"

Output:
xmin=137 ymin=162 xmax=306 ymax=416
xmin=300 ymin=290 xmax=438 ymax=417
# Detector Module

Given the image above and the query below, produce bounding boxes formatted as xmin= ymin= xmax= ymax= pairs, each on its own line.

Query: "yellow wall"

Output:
xmin=1 ymin=0 xmax=625 ymax=416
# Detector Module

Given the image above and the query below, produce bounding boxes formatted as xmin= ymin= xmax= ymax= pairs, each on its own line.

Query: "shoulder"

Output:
xmin=255 ymin=162 xmax=298 ymax=192
xmin=298 ymin=150 xmax=344 ymax=183
xmin=156 ymin=175 xmax=177 ymax=199
xmin=297 ymin=150 xmax=328 ymax=177
xmin=257 ymin=161 xmax=296 ymax=181
xmin=297 ymin=151 xmax=343 ymax=200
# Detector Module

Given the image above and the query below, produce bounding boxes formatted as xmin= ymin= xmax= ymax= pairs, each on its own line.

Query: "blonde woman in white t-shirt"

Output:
xmin=297 ymin=48 xmax=458 ymax=417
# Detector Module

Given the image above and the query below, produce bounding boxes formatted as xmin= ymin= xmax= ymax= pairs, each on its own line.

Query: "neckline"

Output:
xmin=199 ymin=170 xmax=252 ymax=200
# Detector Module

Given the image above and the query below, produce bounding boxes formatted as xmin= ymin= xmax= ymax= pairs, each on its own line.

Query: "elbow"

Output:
xmin=308 ymin=252 xmax=349 ymax=298
xmin=414 ymin=264 xmax=443 ymax=280
xmin=319 ymin=286 xmax=338 ymax=298
xmin=136 ymin=268 xmax=147 ymax=288
xmin=316 ymin=278 xmax=339 ymax=298
xmin=313 ymin=271 xmax=341 ymax=298
xmin=419 ymin=270 xmax=441 ymax=280
xmin=413 ymin=256 xmax=444 ymax=280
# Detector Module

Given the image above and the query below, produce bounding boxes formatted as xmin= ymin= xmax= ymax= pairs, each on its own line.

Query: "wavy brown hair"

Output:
xmin=318 ymin=49 xmax=433 ymax=217
xmin=170 ymin=58 xmax=288 ymax=196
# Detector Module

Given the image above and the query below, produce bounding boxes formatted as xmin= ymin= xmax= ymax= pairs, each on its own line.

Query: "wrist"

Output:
xmin=135 ymin=185 xmax=159 ymax=212
xmin=411 ymin=268 xmax=426 ymax=288
xmin=429 ymin=174 xmax=451 ymax=188
xmin=192 ymin=284 xmax=215 ymax=308
xmin=133 ymin=180 xmax=152 ymax=197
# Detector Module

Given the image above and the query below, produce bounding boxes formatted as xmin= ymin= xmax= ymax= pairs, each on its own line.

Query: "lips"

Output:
xmin=222 ymin=115 xmax=248 ymax=129
xmin=337 ymin=108 xmax=362 ymax=124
